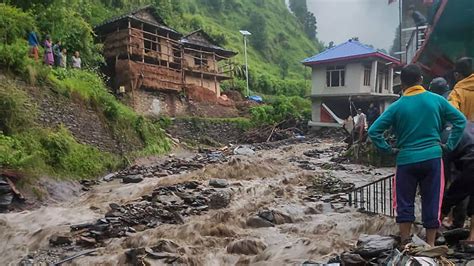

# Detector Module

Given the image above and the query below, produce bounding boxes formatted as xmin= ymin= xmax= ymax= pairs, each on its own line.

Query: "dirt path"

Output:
xmin=1 ymin=138 xmax=397 ymax=265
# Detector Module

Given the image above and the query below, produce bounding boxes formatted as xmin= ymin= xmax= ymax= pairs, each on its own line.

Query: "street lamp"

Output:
xmin=239 ymin=30 xmax=251 ymax=97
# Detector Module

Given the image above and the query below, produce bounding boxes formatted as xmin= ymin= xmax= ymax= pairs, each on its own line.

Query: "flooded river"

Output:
xmin=0 ymin=138 xmax=397 ymax=265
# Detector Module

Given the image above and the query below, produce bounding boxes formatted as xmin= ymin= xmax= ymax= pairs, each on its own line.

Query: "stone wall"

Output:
xmin=132 ymin=89 xmax=187 ymax=117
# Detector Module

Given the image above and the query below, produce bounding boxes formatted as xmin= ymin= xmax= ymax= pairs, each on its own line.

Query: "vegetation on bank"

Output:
xmin=0 ymin=0 xmax=316 ymax=180
xmin=0 ymin=4 xmax=171 ymax=180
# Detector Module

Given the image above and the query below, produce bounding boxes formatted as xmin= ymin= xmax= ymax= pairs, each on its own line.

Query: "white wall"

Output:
xmin=311 ymin=62 xmax=370 ymax=95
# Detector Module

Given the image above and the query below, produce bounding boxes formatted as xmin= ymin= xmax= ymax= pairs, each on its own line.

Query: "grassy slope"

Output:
xmin=175 ymin=0 xmax=319 ymax=80
xmin=86 ymin=0 xmax=320 ymax=80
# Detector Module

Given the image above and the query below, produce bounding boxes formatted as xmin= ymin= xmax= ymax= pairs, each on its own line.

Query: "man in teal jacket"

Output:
xmin=368 ymin=64 xmax=466 ymax=247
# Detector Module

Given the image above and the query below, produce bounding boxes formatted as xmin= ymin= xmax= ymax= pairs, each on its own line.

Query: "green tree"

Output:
xmin=289 ymin=0 xmax=307 ymax=24
xmin=303 ymin=12 xmax=317 ymax=40
xmin=246 ymin=12 xmax=268 ymax=51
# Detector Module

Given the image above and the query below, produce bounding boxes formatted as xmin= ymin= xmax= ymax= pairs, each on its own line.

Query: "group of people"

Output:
xmin=27 ymin=31 xmax=82 ymax=69
xmin=368 ymin=57 xmax=474 ymax=248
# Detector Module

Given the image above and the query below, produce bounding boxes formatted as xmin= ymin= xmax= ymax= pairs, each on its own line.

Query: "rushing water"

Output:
xmin=0 ymin=139 xmax=397 ymax=265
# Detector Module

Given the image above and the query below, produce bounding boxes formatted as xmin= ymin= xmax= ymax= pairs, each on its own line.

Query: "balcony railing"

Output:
xmin=404 ymin=25 xmax=428 ymax=64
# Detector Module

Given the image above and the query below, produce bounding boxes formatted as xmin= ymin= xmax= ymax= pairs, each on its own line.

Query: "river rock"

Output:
xmin=226 ymin=239 xmax=267 ymax=255
xmin=354 ymin=234 xmax=396 ymax=258
xmin=257 ymin=210 xmax=293 ymax=225
xmin=444 ymin=228 xmax=470 ymax=245
xmin=0 ymin=178 xmax=13 ymax=209
xmin=340 ymin=252 xmax=367 ymax=265
xmin=208 ymin=190 xmax=231 ymax=209
xmin=234 ymin=146 xmax=255 ymax=156
xmin=77 ymin=236 xmax=97 ymax=246
xmin=49 ymin=235 xmax=72 ymax=246
xmin=209 ymin=179 xmax=229 ymax=188
xmin=123 ymin=175 xmax=144 ymax=184
xmin=246 ymin=216 xmax=275 ymax=228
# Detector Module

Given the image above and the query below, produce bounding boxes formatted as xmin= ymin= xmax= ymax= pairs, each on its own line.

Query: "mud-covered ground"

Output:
xmin=0 ymin=137 xmax=397 ymax=265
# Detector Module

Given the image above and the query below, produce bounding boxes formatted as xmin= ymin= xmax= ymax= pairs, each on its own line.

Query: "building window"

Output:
xmin=364 ymin=65 xmax=371 ymax=86
xmin=326 ymin=65 xmax=345 ymax=87
xmin=194 ymin=56 xmax=208 ymax=67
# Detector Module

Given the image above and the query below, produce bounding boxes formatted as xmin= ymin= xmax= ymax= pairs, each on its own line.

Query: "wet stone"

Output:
xmin=257 ymin=209 xmax=293 ymax=225
xmin=77 ymin=236 xmax=97 ymax=246
xmin=209 ymin=179 xmax=229 ymax=188
xmin=49 ymin=235 xmax=72 ymax=246
xmin=208 ymin=190 xmax=231 ymax=209
xmin=122 ymin=175 xmax=144 ymax=184
xmin=354 ymin=234 xmax=397 ymax=258
xmin=246 ymin=216 xmax=275 ymax=228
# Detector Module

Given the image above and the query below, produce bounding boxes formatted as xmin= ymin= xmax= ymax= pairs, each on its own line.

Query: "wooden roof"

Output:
xmin=180 ymin=29 xmax=237 ymax=58
xmin=95 ymin=5 xmax=181 ymax=38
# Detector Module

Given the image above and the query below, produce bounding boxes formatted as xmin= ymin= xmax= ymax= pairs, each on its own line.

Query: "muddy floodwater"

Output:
xmin=0 ymin=138 xmax=398 ymax=265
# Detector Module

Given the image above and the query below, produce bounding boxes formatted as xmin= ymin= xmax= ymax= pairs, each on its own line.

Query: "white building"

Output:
xmin=302 ymin=39 xmax=400 ymax=128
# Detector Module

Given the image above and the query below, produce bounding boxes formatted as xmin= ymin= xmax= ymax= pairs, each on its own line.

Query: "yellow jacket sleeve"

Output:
xmin=448 ymin=89 xmax=462 ymax=110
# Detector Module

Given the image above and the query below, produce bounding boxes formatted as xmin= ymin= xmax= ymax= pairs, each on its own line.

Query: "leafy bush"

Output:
xmin=0 ymin=127 xmax=120 ymax=179
xmin=0 ymin=81 xmax=36 ymax=135
xmin=0 ymin=40 xmax=34 ymax=75
xmin=250 ymin=95 xmax=311 ymax=125
xmin=0 ymin=4 xmax=35 ymax=44
xmin=0 ymin=134 xmax=40 ymax=170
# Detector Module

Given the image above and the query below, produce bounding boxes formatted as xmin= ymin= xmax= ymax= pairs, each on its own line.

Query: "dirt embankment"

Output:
xmin=167 ymin=118 xmax=248 ymax=146
xmin=1 ymin=137 xmax=396 ymax=265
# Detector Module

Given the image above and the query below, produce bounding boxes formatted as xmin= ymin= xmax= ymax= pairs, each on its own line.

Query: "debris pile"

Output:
xmin=21 ymin=181 xmax=233 ymax=264
xmin=108 ymin=151 xmax=227 ymax=183
xmin=126 ymin=239 xmax=192 ymax=264
xmin=70 ymin=181 xmax=232 ymax=244
xmin=242 ymin=122 xmax=305 ymax=144
xmin=307 ymin=173 xmax=355 ymax=194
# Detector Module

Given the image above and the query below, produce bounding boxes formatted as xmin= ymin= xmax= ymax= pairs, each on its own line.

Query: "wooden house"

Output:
xmin=180 ymin=29 xmax=237 ymax=98
xmin=94 ymin=7 xmax=237 ymax=116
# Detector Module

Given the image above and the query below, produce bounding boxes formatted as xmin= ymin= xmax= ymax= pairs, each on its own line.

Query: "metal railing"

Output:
xmin=348 ymin=174 xmax=395 ymax=217
xmin=404 ymin=25 xmax=428 ymax=64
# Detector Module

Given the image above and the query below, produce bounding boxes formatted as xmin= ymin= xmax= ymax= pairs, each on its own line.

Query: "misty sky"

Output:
xmin=307 ymin=0 xmax=400 ymax=50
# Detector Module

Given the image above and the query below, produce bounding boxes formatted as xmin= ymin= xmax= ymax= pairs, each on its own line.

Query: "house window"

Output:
xmin=363 ymin=65 xmax=371 ymax=86
xmin=143 ymin=33 xmax=160 ymax=53
xmin=194 ymin=56 xmax=208 ymax=67
xmin=326 ymin=65 xmax=345 ymax=87
xmin=377 ymin=70 xmax=388 ymax=93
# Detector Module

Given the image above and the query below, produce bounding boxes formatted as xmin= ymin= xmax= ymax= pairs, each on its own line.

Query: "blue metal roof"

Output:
xmin=302 ymin=40 xmax=398 ymax=65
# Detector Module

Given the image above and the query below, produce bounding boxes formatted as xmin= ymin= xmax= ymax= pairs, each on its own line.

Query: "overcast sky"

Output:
xmin=307 ymin=0 xmax=400 ymax=50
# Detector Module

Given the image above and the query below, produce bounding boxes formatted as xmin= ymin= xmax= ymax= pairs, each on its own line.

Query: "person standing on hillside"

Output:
xmin=449 ymin=57 xmax=474 ymax=121
xmin=368 ymin=64 xmax=466 ymax=247
xmin=43 ymin=35 xmax=54 ymax=66
xmin=60 ymin=48 xmax=67 ymax=68
xmin=72 ymin=51 xmax=81 ymax=69
xmin=27 ymin=31 xmax=40 ymax=62
xmin=52 ymin=40 xmax=62 ymax=67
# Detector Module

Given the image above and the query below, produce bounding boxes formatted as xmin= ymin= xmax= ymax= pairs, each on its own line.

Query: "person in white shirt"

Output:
xmin=354 ymin=108 xmax=367 ymax=142
xmin=72 ymin=51 xmax=81 ymax=69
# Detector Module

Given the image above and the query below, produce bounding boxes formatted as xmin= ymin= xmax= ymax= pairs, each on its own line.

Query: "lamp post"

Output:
xmin=239 ymin=30 xmax=251 ymax=97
